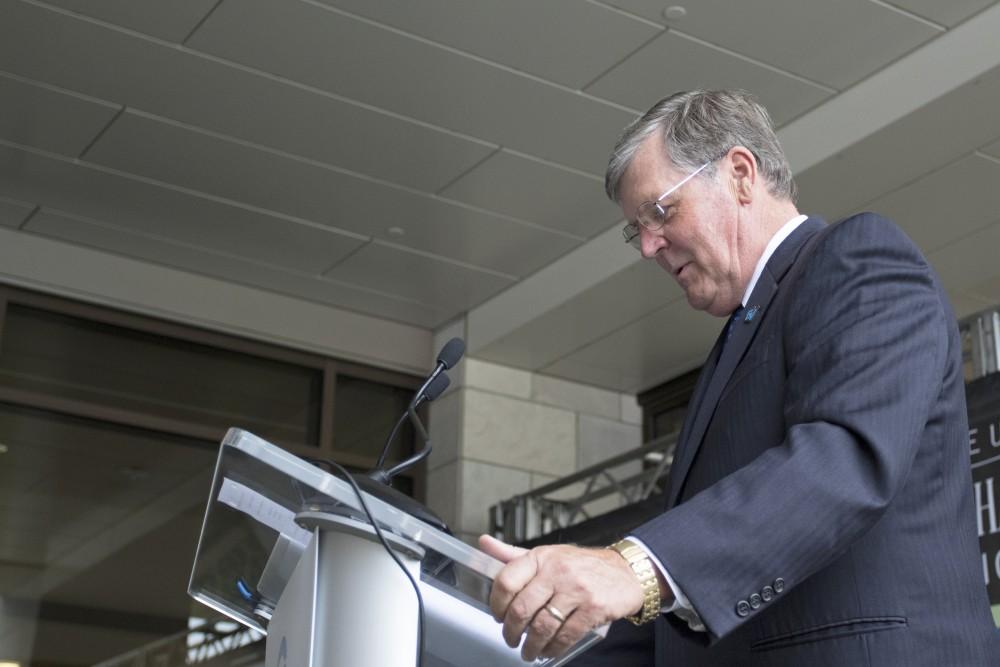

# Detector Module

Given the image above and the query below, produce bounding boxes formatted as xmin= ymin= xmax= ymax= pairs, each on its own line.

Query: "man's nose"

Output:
xmin=640 ymin=227 xmax=666 ymax=259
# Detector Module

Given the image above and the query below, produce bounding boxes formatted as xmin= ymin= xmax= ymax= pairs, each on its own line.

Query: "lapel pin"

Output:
xmin=744 ymin=305 xmax=760 ymax=322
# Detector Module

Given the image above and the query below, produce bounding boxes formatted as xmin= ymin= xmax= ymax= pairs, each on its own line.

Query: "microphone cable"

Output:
xmin=322 ymin=457 xmax=426 ymax=667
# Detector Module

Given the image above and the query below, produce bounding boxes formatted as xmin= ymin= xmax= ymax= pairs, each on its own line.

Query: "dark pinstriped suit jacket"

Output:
xmin=588 ymin=214 xmax=998 ymax=666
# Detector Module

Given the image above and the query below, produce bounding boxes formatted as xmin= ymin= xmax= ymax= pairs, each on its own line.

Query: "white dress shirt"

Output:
xmin=627 ymin=214 xmax=809 ymax=632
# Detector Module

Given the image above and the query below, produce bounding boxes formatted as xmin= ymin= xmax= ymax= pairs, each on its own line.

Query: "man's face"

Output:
xmin=618 ymin=136 xmax=743 ymax=317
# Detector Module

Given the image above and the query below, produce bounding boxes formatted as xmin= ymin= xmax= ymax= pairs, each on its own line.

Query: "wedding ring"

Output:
xmin=544 ymin=604 xmax=567 ymax=623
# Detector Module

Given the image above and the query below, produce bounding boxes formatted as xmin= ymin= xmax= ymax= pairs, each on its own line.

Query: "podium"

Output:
xmin=189 ymin=429 xmax=605 ymax=666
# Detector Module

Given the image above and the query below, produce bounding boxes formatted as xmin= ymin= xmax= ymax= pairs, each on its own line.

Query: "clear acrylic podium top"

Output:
xmin=189 ymin=429 xmax=605 ymax=666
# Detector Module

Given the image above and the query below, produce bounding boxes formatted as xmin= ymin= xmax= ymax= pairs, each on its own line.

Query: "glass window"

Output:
xmin=0 ymin=305 xmax=322 ymax=448
xmin=0 ymin=403 xmax=239 ymax=665
xmin=332 ymin=374 xmax=416 ymax=467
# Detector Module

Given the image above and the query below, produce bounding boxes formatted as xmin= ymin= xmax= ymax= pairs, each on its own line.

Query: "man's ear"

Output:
xmin=727 ymin=146 xmax=757 ymax=204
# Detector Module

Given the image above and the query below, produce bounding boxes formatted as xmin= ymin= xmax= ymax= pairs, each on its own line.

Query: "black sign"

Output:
xmin=966 ymin=373 xmax=1000 ymax=614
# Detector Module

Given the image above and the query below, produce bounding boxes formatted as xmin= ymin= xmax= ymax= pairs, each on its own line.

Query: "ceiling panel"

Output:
xmin=946 ymin=289 xmax=996 ymax=318
xmin=439 ymin=150 xmax=622 ymax=238
xmin=39 ymin=0 xmax=218 ymax=42
xmin=0 ymin=0 xmax=495 ymax=192
xmin=85 ymin=111 xmax=580 ymax=277
xmin=0 ymin=72 xmax=119 ymax=157
xmin=540 ymin=299 xmax=723 ymax=392
xmin=927 ymin=220 xmax=1000 ymax=295
xmin=187 ymin=0 xmax=636 ymax=174
xmin=601 ymin=0 xmax=941 ymax=89
xmin=863 ymin=154 xmax=1000 ymax=253
xmin=981 ymin=137 xmax=1000 ymax=158
xmin=24 ymin=210 xmax=447 ymax=328
xmin=476 ymin=259 xmax=681 ymax=369
xmin=0 ymin=196 xmax=34 ymax=228
xmin=886 ymin=0 xmax=998 ymax=27
xmin=0 ymin=144 xmax=364 ymax=272
xmin=585 ymin=31 xmax=833 ymax=126
xmin=324 ymin=241 xmax=516 ymax=315
xmin=315 ymin=0 xmax=660 ymax=89
xmin=796 ymin=63 xmax=1000 ymax=222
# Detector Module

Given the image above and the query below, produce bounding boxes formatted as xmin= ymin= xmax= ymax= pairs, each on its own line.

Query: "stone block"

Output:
xmin=463 ymin=389 xmax=575 ymax=476
xmin=426 ymin=461 xmax=459 ymax=529
xmin=458 ymin=460 xmax=532 ymax=535
xmin=620 ymin=394 xmax=642 ymax=425
xmin=465 ymin=358 xmax=531 ymax=399
xmin=532 ymin=374 xmax=620 ymax=420
xmin=428 ymin=389 xmax=462 ymax=470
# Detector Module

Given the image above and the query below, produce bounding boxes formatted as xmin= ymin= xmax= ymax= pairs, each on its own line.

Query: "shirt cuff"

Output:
xmin=626 ymin=535 xmax=706 ymax=632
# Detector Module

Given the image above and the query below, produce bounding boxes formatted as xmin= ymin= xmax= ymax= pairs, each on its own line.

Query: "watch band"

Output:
xmin=608 ymin=538 xmax=660 ymax=625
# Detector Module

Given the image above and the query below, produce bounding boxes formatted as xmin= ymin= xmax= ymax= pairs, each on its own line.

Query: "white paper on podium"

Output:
xmin=218 ymin=477 xmax=312 ymax=549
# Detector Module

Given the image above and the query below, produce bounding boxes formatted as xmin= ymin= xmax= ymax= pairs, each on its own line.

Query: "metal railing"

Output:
xmin=961 ymin=308 xmax=1000 ymax=382
xmin=94 ymin=618 xmax=263 ymax=667
xmin=489 ymin=432 xmax=678 ymax=544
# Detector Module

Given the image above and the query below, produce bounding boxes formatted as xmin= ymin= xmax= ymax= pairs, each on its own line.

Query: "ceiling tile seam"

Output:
xmin=101 ymin=108 xmax=587 ymax=241
xmin=434 ymin=147 xmax=504 ymax=196
xmin=522 ymin=294 xmax=693 ymax=373
xmin=14 ymin=0 xmax=499 ymax=153
xmin=769 ymin=93 xmax=840 ymax=133
xmin=363 ymin=238 xmax=521 ymax=281
xmin=500 ymin=148 xmax=607 ymax=183
xmin=926 ymin=214 xmax=1000 ymax=257
xmin=0 ymin=68 xmax=119 ymax=109
xmin=0 ymin=136 xmax=371 ymax=240
xmin=578 ymin=27 xmax=666 ymax=93
xmin=667 ymin=30 xmax=839 ymax=94
xmin=19 ymin=0 xmax=191 ymax=44
xmin=180 ymin=0 xmax=225 ymax=46
xmin=582 ymin=0 xmax=666 ymax=29
xmin=17 ymin=206 xmax=40 ymax=231
xmin=975 ymin=149 xmax=1000 ymax=167
xmin=0 ymin=194 xmax=37 ymax=208
xmin=317 ymin=238 xmax=371 ymax=276
xmin=867 ymin=0 xmax=949 ymax=30
xmin=848 ymin=149 xmax=992 ymax=222
xmin=76 ymin=105 xmax=126 ymax=159
xmin=18 ymin=207 xmax=436 ymax=307
xmin=293 ymin=0 xmax=639 ymax=114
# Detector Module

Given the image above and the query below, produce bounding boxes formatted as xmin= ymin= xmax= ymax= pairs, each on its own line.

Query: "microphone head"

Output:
xmin=437 ymin=337 xmax=465 ymax=369
xmin=423 ymin=372 xmax=451 ymax=401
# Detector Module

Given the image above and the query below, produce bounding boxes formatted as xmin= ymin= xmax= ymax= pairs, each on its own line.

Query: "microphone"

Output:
xmin=414 ymin=337 xmax=464 ymax=402
xmin=369 ymin=338 xmax=465 ymax=483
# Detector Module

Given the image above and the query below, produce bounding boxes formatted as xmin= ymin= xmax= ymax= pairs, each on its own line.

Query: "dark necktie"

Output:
xmin=720 ymin=305 xmax=744 ymax=356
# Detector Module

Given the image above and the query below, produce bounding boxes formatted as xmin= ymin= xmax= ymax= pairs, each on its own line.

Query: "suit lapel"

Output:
xmin=665 ymin=218 xmax=826 ymax=508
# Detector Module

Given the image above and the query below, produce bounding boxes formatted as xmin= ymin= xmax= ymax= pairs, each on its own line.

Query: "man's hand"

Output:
xmin=479 ymin=534 xmax=646 ymax=662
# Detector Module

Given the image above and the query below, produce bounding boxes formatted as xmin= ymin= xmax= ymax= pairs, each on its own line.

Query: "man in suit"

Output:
xmin=480 ymin=89 xmax=998 ymax=665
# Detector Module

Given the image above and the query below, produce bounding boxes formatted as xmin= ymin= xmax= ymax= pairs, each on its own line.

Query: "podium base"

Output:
xmin=265 ymin=511 xmax=424 ymax=667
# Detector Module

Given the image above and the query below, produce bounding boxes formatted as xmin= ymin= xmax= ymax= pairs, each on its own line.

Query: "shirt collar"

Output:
xmin=740 ymin=214 xmax=809 ymax=307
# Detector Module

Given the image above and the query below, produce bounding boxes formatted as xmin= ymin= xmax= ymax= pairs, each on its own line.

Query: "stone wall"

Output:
xmin=425 ymin=338 xmax=642 ymax=545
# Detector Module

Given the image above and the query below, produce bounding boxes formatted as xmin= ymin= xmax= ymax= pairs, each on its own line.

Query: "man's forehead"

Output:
xmin=622 ymin=141 xmax=682 ymax=198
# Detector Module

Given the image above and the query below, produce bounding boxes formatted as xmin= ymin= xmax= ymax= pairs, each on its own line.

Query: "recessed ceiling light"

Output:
xmin=663 ymin=5 xmax=687 ymax=21
xmin=1 ymin=661 xmax=22 ymax=667
xmin=0 ymin=443 xmax=8 ymax=454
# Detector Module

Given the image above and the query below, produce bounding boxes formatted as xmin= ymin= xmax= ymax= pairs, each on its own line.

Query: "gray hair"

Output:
xmin=605 ymin=89 xmax=796 ymax=203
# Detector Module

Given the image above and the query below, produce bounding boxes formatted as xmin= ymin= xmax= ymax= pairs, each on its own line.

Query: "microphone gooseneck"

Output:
xmin=369 ymin=338 xmax=465 ymax=484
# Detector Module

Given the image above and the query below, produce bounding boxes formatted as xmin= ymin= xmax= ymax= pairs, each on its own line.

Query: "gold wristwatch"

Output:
xmin=608 ymin=538 xmax=660 ymax=625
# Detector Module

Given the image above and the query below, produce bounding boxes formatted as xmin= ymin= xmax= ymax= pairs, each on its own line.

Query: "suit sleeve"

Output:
xmin=631 ymin=214 xmax=949 ymax=640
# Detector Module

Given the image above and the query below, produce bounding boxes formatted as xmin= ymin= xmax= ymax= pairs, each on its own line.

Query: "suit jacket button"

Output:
xmin=773 ymin=578 xmax=785 ymax=594
xmin=736 ymin=600 xmax=751 ymax=617
xmin=749 ymin=593 xmax=762 ymax=609
xmin=761 ymin=585 xmax=775 ymax=602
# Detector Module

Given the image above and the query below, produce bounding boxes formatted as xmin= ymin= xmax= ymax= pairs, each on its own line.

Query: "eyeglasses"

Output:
xmin=622 ymin=162 xmax=711 ymax=250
